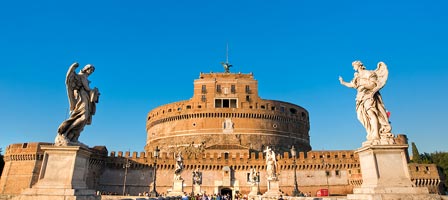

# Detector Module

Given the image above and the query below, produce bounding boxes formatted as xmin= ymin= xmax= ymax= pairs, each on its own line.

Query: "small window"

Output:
xmin=198 ymin=105 xmax=202 ymax=109
xmin=223 ymin=99 xmax=230 ymax=108
xmin=301 ymin=112 xmax=307 ymax=119
xmin=186 ymin=105 xmax=192 ymax=109
xmin=271 ymin=106 xmax=275 ymax=111
xmin=261 ymin=105 xmax=266 ymax=109
xmin=290 ymin=108 xmax=297 ymax=114
xmin=280 ymin=106 xmax=285 ymax=112
xmin=231 ymin=85 xmax=236 ymax=93
xmin=230 ymin=99 xmax=237 ymax=108
xmin=246 ymin=95 xmax=250 ymax=102
xmin=325 ymin=171 xmax=330 ymax=176
xmin=245 ymin=85 xmax=250 ymax=93
xmin=215 ymin=99 xmax=222 ymax=108
xmin=216 ymin=85 xmax=221 ymax=93
xmin=201 ymin=85 xmax=207 ymax=93
xmin=335 ymin=170 xmax=340 ymax=176
xmin=201 ymin=95 xmax=206 ymax=102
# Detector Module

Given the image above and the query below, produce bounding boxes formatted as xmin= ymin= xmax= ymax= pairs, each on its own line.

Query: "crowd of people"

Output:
xmin=100 ymin=190 xmax=316 ymax=199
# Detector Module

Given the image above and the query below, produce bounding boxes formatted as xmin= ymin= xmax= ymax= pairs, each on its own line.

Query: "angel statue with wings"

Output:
xmin=55 ymin=62 xmax=100 ymax=146
xmin=174 ymin=152 xmax=184 ymax=180
xmin=339 ymin=61 xmax=394 ymax=146
xmin=264 ymin=146 xmax=278 ymax=180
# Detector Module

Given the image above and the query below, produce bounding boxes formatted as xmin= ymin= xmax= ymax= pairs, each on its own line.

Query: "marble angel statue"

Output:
xmin=264 ymin=146 xmax=277 ymax=180
xmin=174 ymin=152 xmax=184 ymax=180
xmin=55 ymin=62 xmax=100 ymax=146
xmin=339 ymin=61 xmax=394 ymax=146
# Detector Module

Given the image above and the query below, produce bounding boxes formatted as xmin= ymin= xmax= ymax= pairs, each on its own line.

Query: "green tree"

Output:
xmin=411 ymin=142 xmax=421 ymax=163
xmin=429 ymin=151 xmax=448 ymax=192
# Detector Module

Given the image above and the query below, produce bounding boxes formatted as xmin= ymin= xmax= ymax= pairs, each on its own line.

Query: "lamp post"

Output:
xmin=150 ymin=146 xmax=160 ymax=197
xmin=290 ymin=146 xmax=300 ymax=196
xmin=122 ymin=158 xmax=131 ymax=196
xmin=256 ymin=170 xmax=261 ymax=195
xmin=191 ymin=171 xmax=194 ymax=196
xmin=322 ymin=159 xmax=330 ymax=196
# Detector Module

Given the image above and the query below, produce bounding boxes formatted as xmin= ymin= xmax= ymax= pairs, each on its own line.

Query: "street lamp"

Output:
xmin=150 ymin=146 xmax=160 ymax=197
xmin=256 ymin=170 xmax=261 ymax=195
xmin=191 ymin=171 xmax=194 ymax=196
xmin=290 ymin=146 xmax=300 ymax=196
xmin=122 ymin=157 xmax=131 ymax=196
xmin=322 ymin=159 xmax=330 ymax=196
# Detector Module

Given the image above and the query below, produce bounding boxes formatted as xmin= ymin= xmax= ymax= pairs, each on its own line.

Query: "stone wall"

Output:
xmin=0 ymin=142 xmax=48 ymax=195
xmin=1 ymin=143 xmax=444 ymax=197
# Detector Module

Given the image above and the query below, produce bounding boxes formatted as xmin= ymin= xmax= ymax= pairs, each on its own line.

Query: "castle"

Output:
xmin=0 ymin=65 xmax=444 ymax=198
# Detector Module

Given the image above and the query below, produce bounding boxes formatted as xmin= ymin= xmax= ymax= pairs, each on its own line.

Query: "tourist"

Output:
xmin=182 ymin=192 xmax=189 ymax=200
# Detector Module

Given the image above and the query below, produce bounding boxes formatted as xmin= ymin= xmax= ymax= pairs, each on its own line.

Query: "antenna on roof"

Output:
xmin=226 ymin=43 xmax=229 ymax=64
xmin=221 ymin=42 xmax=232 ymax=73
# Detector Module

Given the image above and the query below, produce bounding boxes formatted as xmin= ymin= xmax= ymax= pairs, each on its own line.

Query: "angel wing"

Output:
xmin=65 ymin=62 xmax=80 ymax=112
xmin=372 ymin=61 xmax=389 ymax=93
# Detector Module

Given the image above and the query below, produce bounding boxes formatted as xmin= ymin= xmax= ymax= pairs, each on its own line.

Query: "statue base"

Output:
xmin=347 ymin=144 xmax=441 ymax=200
xmin=167 ymin=180 xmax=184 ymax=197
xmin=262 ymin=180 xmax=282 ymax=198
xmin=193 ymin=184 xmax=201 ymax=195
xmin=248 ymin=185 xmax=260 ymax=196
xmin=12 ymin=145 xmax=99 ymax=200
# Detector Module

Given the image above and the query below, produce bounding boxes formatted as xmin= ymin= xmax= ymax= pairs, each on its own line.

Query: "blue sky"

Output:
xmin=0 ymin=1 xmax=446 ymax=154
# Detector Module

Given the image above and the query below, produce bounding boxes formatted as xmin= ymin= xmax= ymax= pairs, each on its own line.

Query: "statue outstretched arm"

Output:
xmin=339 ymin=76 xmax=356 ymax=88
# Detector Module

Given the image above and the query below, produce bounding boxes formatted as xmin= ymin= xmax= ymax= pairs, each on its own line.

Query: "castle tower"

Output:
xmin=145 ymin=64 xmax=311 ymax=154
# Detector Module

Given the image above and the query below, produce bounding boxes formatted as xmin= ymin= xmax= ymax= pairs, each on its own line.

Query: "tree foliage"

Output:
xmin=413 ymin=149 xmax=448 ymax=192
xmin=411 ymin=142 xmax=421 ymax=163
xmin=410 ymin=142 xmax=448 ymax=192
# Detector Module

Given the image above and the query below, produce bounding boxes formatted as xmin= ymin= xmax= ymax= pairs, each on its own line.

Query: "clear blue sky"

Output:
xmin=0 ymin=1 xmax=446 ymax=154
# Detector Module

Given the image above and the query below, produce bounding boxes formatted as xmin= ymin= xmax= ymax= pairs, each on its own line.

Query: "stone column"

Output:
xmin=14 ymin=145 xmax=99 ymax=200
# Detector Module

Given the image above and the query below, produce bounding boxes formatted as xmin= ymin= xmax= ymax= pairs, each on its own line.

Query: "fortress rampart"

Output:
xmin=1 ymin=142 xmax=443 ymax=196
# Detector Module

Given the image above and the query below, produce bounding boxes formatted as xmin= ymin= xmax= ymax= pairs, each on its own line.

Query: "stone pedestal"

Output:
xmin=193 ymin=184 xmax=201 ymax=195
xmin=248 ymin=185 xmax=260 ymax=196
xmin=262 ymin=180 xmax=282 ymax=198
xmin=347 ymin=144 xmax=440 ymax=200
xmin=12 ymin=145 xmax=99 ymax=200
xmin=167 ymin=180 xmax=184 ymax=196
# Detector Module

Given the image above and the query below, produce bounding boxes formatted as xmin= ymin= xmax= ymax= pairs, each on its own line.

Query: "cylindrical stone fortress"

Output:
xmin=145 ymin=72 xmax=311 ymax=154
